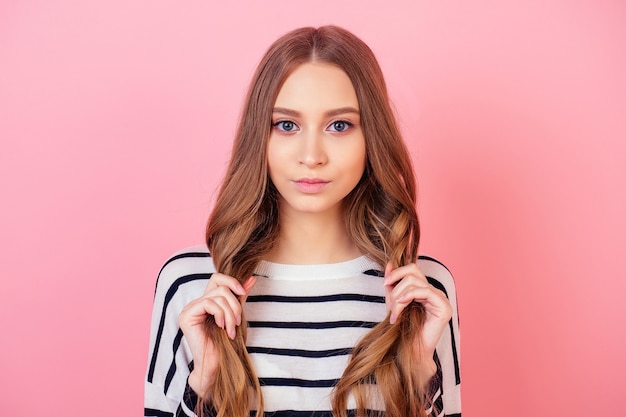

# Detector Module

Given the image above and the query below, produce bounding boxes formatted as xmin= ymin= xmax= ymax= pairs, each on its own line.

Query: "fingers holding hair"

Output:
xmin=383 ymin=262 xmax=451 ymax=326
xmin=179 ymin=274 xmax=257 ymax=343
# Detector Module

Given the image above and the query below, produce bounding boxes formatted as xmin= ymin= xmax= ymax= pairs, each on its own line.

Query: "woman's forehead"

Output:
xmin=273 ymin=62 xmax=359 ymax=113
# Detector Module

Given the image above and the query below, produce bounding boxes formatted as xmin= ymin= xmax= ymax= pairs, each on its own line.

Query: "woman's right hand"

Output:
xmin=178 ymin=273 xmax=257 ymax=396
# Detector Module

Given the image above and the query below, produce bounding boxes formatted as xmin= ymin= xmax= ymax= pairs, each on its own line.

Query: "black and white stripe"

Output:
xmin=145 ymin=245 xmax=461 ymax=417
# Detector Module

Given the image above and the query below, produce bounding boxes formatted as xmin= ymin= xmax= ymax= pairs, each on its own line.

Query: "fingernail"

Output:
xmin=236 ymin=315 xmax=242 ymax=326
xmin=236 ymin=284 xmax=245 ymax=294
xmin=229 ymin=329 xmax=236 ymax=340
xmin=389 ymin=314 xmax=396 ymax=324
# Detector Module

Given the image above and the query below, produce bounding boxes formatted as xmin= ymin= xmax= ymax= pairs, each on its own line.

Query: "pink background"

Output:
xmin=1 ymin=1 xmax=624 ymax=415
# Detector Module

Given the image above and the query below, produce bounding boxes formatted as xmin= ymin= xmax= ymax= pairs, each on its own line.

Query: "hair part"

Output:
xmin=202 ymin=25 xmax=431 ymax=417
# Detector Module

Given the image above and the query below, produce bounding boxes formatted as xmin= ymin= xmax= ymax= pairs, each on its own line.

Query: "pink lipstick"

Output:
xmin=293 ymin=178 xmax=329 ymax=193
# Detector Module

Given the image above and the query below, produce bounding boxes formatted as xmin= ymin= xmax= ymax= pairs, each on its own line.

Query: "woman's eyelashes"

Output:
xmin=327 ymin=120 xmax=353 ymax=133
xmin=271 ymin=119 xmax=355 ymax=134
xmin=272 ymin=120 xmax=299 ymax=133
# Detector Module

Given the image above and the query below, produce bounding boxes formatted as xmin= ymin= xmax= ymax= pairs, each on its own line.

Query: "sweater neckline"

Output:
xmin=254 ymin=255 xmax=380 ymax=280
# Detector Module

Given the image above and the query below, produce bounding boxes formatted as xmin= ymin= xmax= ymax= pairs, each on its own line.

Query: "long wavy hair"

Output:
xmin=201 ymin=25 xmax=430 ymax=417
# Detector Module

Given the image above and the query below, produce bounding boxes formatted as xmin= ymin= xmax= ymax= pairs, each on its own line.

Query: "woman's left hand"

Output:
xmin=383 ymin=262 xmax=452 ymax=359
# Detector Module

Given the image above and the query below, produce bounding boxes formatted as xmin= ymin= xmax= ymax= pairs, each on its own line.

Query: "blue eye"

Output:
xmin=328 ymin=120 xmax=352 ymax=132
xmin=273 ymin=120 xmax=298 ymax=132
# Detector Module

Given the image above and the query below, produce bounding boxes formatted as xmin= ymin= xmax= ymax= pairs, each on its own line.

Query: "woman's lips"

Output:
xmin=293 ymin=178 xmax=330 ymax=193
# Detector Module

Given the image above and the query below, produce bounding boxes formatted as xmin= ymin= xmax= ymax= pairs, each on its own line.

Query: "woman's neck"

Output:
xmin=265 ymin=208 xmax=363 ymax=265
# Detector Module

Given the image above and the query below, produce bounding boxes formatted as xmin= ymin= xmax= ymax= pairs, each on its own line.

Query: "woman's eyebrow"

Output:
xmin=325 ymin=107 xmax=360 ymax=117
xmin=272 ymin=107 xmax=300 ymax=117
xmin=272 ymin=107 xmax=360 ymax=117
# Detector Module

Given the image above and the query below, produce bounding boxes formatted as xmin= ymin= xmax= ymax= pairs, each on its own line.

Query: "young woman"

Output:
xmin=145 ymin=26 xmax=461 ymax=417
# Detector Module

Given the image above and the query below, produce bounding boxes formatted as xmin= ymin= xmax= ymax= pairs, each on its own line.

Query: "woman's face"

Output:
xmin=267 ymin=62 xmax=366 ymax=220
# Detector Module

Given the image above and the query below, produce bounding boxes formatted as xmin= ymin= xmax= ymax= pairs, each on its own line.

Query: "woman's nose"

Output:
xmin=299 ymin=130 xmax=327 ymax=167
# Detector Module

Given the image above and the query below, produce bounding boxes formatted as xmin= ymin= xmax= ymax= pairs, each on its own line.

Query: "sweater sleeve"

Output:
xmin=144 ymin=248 xmax=215 ymax=417
xmin=174 ymin=381 xmax=217 ymax=417
xmin=419 ymin=256 xmax=462 ymax=417
xmin=424 ymin=351 xmax=443 ymax=416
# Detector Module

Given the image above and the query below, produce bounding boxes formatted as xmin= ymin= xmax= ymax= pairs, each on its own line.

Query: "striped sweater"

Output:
xmin=145 ymin=245 xmax=461 ymax=417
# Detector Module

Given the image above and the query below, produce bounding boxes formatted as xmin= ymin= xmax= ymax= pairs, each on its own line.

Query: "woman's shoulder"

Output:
xmin=158 ymin=245 xmax=213 ymax=271
xmin=153 ymin=245 xmax=216 ymax=298
xmin=417 ymin=255 xmax=458 ymax=301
